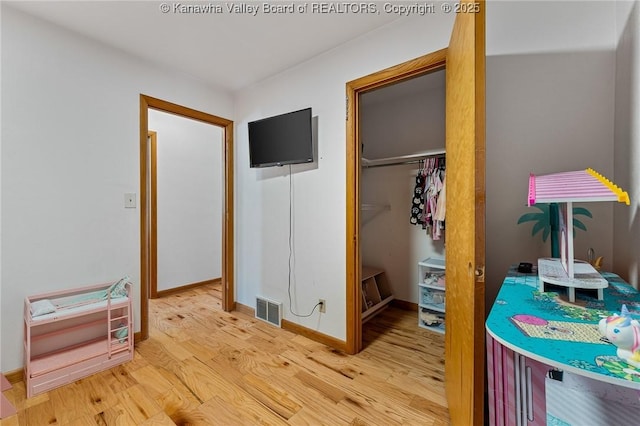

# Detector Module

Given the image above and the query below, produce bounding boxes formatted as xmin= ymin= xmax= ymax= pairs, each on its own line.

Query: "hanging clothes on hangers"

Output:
xmin=427 ymin=157 xmax=442 ymax=239
xmin=431 ymin=160 xmax=445 ymax=240
xmin=409 ymin=155 xmax=446 ymax=239
xmin=409 ymin=159 xmax=427 ymax=228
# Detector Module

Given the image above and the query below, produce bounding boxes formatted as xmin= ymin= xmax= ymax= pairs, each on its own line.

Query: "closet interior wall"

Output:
xmin=360 ymin=70 xmax=446 ymax=305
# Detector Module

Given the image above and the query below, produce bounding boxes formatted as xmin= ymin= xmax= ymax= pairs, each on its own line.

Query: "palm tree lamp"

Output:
xmin=522 ymin=169 xmax=629 ymax=302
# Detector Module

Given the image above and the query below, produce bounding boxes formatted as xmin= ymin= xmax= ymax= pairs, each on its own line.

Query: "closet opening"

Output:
xmin=359 ymin=68 xmax=447 ymax=346
xmin=345 ymin=49 xmax=448 ymax=354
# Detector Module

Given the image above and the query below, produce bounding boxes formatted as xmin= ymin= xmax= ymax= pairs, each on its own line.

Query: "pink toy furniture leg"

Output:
xmin=1 ymin=375 xmax=17 ymax=419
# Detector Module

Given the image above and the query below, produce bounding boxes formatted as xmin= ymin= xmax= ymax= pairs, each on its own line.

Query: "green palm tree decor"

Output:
xmin=517 ymin=203 xmax=592 ymax=257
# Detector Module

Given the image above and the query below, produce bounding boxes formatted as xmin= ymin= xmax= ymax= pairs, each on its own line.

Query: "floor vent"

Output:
xmin=255 ymin=296 xmax=282 ymax=327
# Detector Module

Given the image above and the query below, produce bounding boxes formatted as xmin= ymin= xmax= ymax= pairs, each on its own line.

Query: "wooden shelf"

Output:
xmin=361 ymin=203 xmax=391 ymax=225
xmin=361 ymin=266 xmax=393 ymax=323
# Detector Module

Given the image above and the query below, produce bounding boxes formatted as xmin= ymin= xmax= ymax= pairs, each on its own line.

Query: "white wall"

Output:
xmin=234 ymin=14 xmax=455 ymax=340
xmin=360 ymin=78 xmax=446 ymax=303
xmin=148 ymin=110 xmax=223 ymax=291
xmin=1 ymin=5 xmax=232 ymax=371
xmin=485 ymin=0 xmax=617 ymax=306
xmin=613 ymin=0 xmax=640 ymax=288
xmin=360 ymin=76 xmax=446 ymax=160
xmin=361 ymin=164 xmax=445 ymax=303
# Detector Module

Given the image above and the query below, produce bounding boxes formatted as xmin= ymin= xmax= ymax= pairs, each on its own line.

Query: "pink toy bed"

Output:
xmin=23 ymin=278 xmax=134 ymax=397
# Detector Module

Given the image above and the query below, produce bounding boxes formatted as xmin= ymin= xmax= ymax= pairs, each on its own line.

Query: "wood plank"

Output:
xmin=115 ymin=383 xmax=162 ymax=423
xmin=410 ymin=394 xmax=451 ymax=423
xmin=196 ymin=394 xmax=288 ymax=426
xmin=129 ymin=365 xmax=174 ymax=399
xmin=241 ymin=373 xmax=303 ymax=419
xmin=84 ymin=372 xmax=122 ymax=416
xmin=279 ymin=350 xmax=436 ymax=425
xmin=2 ymin=380 xmax=48 ymax=412
xmin=205 ymin=354 xmax=302 ymax=419
xmin=17 ymin=400 xmax=59 ymax=425
xmin=173 ymin=356 xmax=233 ymax=403
xmin=92 ymin=403 xmax=139 ymax=426
xmin=293 ymin=370 xmax=347 ymax=403
xmin=48 ymin=380 xmax=98 ymax=423
xmin=140 ymin=411 xmax=180 ymax=426
xmin=153 ymin=386 xmax=200 ymax=423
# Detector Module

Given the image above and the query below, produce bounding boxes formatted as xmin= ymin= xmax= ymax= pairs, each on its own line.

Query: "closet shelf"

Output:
xmin=361 ymin=203 xmax=390 ymax=212
xmin=362 ymin=266 xmax=394 ymax=323
xmin=362 ymin=149 xmax=445 ymax=168
xmin=361 ymin=203 xmax=390 ymax=225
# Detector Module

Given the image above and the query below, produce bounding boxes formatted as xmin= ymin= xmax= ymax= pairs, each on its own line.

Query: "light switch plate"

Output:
xmin=124 ymin=193 xmax=136 ymax=208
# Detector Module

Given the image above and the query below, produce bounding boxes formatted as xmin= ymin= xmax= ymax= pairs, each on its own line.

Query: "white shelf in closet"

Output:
xmin=361 ymin=203 xmax=391 ymax=211
xmin=418 ymin=257 xmax=446 ymax=334
xmin=418 ymin=257 xmax=445 ymax=269
xmin=361 ymin=203 xmax=391 ymax=225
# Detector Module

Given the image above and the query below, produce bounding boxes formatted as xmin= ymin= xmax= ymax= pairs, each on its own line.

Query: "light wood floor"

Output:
xmin=2 ymin=284 xmax=448 ymax=425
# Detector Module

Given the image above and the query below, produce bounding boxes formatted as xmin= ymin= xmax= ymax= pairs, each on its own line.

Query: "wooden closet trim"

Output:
xmin=345 ymin=49 xmax=447 ymax=354
xmin=148 ymin=131 xmax=158 ymax=299
xmin=140 ymin=95 xmax=234 ymax=341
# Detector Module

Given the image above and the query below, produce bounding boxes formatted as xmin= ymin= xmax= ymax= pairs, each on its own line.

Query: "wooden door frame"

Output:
xmin=345 ymin=49 xmax=447 ymax=354
xmin=139 ymin=94 xmax=235 ymax=340
xmin=148 ymin=131 xmax=158 ymax=299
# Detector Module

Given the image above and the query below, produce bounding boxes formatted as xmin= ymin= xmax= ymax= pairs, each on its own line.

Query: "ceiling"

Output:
xmin=7 ymin=1 xmax=620 ymax=94
xmin=7 ymin=1 xmax=402 ymax=93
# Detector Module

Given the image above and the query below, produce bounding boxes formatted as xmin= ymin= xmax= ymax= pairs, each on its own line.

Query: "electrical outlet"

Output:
xmin=319 ymin=299 xmax=326 ymax=313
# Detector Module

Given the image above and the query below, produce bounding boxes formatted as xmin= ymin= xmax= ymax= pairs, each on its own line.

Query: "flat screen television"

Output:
xmin=248 ymin=107 xmax=313 ymax=168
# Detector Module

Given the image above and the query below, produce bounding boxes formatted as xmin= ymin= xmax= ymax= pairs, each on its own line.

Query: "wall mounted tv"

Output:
xmin=248 ymin=107 xmax=313 ymax=168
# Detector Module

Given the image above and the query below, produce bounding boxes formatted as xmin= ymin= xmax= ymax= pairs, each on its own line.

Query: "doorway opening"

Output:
xmin=139 ymin=95 xmax=234 ymax=340
xmin=345 ymin=49 xmax=447 ymax=354
xmin=148 ymin=111 xmax=224 ymax=299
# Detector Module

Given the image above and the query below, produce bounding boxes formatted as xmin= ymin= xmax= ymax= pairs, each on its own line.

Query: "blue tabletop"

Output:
xmin=486 ymin=265 xmax=640 ymax=389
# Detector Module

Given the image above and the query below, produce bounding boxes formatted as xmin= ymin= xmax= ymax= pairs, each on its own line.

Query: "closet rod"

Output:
xmin=361 ymin=149 xmax=445 ymax=168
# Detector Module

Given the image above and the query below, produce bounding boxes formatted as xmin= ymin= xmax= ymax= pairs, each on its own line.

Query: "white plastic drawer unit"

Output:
xmin=418 ymin=257 xmax=445 ymax=333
